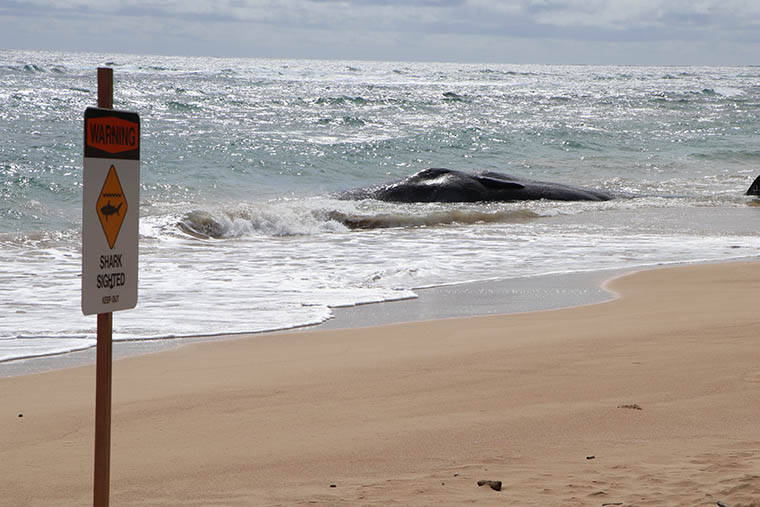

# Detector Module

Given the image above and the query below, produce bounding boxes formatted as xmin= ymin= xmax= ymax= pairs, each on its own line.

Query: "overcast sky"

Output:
xmin=2 ymin=0 xmax=760 ymax=65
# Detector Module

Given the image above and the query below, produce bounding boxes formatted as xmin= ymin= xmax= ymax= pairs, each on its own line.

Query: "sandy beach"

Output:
xmin=2 ymin=261 xmax=760 ymax=506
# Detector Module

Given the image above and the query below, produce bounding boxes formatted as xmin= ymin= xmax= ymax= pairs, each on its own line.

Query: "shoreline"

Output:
xmin=0 ymin=266 xmax=626 ymax=378
xmin=2 ymin=256 xmax=755 ymax=378
xmin=2 ymin=260 xmax=759 ymax=505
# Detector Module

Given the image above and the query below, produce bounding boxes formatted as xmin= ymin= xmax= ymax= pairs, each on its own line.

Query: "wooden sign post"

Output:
xmin=83 ymin=67 xmax=141 ymax=507
xmin=94 ymin=66 xmax=113 ymax=507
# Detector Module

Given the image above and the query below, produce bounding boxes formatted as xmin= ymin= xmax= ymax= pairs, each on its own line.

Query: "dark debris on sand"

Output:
xmin=477 ymin=480 xmax=502 ymax=491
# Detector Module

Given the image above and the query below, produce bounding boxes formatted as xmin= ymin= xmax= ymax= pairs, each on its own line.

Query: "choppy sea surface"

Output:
xmin=1 ymin=49 xmax=759 ymax=363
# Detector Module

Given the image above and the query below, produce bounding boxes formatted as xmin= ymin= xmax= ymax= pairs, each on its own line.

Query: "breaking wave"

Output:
xmin=327 ymin=209 xmax=541 ymax=229
xmin=176 ymin=205 xmax=543 ymax=239
xmin=2 ymin=63 xmax=68 ymax=74
xmin=176 ymin=204 xmax=349 ymax=239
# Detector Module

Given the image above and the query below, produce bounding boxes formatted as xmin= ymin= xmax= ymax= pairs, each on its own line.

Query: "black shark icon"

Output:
xmin=100 ymin=201 xmax=123 ymax=221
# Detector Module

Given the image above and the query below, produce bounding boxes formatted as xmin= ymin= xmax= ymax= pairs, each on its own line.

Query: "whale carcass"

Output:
xmin=340 ymin=168 xmax=612 ymax=203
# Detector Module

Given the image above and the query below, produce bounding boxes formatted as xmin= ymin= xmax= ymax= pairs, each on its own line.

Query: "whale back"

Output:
xmin=473 ymin=173 xmax=526 ymax=190
xmin=339 ymin=168 xmax=612 ymax=203
xmin=381 ymin=169 xmax=526 ymax=202
xmin=371 ymin=169 xmax=482 ymax=202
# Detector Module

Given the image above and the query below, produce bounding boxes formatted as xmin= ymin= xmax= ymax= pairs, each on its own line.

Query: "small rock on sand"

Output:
xmin=477 ymin=480 xmax=502 ymax=491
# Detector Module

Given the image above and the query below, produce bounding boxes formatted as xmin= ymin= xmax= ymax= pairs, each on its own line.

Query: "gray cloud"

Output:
xmin=1 ymin=0 xmax=759 ymax=63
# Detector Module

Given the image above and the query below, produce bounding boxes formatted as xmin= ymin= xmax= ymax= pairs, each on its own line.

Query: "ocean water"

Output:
xmin=1 ymin=49 xmax=759 ymax=363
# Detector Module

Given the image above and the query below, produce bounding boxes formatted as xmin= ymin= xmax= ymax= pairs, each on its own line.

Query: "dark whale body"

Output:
xmin=341 ymin=168 xmax=612 ymax=203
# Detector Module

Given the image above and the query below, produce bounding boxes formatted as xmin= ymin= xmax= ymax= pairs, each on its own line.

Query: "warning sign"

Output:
xmin=82 ymin=108 xmax=140 ymax=315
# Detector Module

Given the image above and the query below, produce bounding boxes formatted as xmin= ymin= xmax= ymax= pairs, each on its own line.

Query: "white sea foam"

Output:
xmin=713 ymin=87 xmax=743 ymax=97
xmin=3 ymin=198 xmax=758 ymax=364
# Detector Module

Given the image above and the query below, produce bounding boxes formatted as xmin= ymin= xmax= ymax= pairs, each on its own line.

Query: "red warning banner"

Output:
xmin=84 ymin=108 xmax=140 ymax=160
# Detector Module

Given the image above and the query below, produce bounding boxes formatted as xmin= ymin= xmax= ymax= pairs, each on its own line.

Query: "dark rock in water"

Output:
xmin=747 ymin=174 xmax=760 ymax=196
xmin=617 ymin=403 xmax=643 ymax=410
xmin=339 ymin=168 xmax=612 ymax=203
xmin=477 ymin=479 xmax=502 ymax=491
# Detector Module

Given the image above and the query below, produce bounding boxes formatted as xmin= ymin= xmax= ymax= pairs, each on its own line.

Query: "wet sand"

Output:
xmin=2 ymin=262 xmax=759 ymax=506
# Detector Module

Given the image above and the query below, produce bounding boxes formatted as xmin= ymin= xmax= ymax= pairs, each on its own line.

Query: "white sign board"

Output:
xmin=82 ymin=107 xmax=140 ymax=315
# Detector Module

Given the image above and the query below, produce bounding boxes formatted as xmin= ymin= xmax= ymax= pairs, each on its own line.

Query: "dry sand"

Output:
xmin=2 ymin=262 xmax=760 ymax=506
